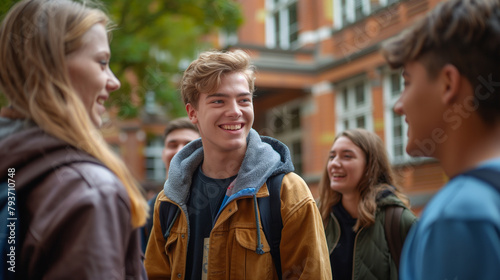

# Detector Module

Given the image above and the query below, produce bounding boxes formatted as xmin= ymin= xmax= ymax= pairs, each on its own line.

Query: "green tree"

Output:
xmin=0 ymin=0 xmax=243 ymax=118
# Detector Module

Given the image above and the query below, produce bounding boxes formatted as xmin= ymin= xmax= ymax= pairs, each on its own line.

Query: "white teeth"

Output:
xmin=222 ymin=124 xmax=241 ymax=130
xmin=97 ymin=98 xmax=105 ymax=105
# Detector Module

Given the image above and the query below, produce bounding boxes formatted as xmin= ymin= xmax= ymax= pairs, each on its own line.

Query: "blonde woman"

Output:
xmin=0 ymin=0 xmax=147 ymax=279
xmin=317 ymin=129 xmax=417 ymax=280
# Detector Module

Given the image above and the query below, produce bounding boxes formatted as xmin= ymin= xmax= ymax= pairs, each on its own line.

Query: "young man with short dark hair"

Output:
xmin=382 ymin=0 xmax=500 ymax=279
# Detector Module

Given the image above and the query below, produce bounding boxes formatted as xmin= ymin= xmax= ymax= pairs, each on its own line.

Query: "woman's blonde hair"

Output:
xmin=318 ymin=128 xmax=410 ymax=231
xmin=0 ymin=0 xmax=147 ymax=227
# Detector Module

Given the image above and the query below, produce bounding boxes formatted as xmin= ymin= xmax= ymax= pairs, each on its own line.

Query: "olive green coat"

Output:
xmin=324 ymin=195 xmax=418 ymax=280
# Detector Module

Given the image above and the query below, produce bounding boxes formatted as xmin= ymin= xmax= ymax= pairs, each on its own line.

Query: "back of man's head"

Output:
xmin=382 ymin=0 xmax=500 ymax=124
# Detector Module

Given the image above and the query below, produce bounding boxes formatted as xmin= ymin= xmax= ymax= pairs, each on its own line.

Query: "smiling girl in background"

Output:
xmin=317 ymin=128 xmax=417 ymax=280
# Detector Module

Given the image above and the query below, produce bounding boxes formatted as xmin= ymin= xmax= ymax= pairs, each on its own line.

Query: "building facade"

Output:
xmin=107 ymin=0 xmax=448 ymax=213
xmin=226 ymin=0 xmax=447 ymax=213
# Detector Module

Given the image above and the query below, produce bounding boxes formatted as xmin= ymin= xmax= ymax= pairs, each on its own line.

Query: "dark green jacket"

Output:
xmin=324 ymin=195 xmax=418 ymax=280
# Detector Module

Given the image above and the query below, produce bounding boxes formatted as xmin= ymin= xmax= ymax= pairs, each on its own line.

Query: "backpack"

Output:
xmin=384 ymin=205 xmax=404 ymax=270
xmin=158 ymin=173 xmax=286 ymax=280
xmin=0 ymin=151 xmax=102 ymax=280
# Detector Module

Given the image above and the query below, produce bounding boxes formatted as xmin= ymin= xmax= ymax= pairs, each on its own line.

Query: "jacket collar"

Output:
xmin=163 ymin=128 xmax=294 ymax=205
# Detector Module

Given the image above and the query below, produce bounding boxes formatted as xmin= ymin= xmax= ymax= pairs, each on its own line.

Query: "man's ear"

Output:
xmin=186 ymin=103 xmax=198 ymax=124
xmin=440 ymin=64 xmax=462 ymax=105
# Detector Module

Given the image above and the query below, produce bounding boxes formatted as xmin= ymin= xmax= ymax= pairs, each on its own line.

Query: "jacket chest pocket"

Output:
xmin=224 ymin=228 xmax=274 ymax=279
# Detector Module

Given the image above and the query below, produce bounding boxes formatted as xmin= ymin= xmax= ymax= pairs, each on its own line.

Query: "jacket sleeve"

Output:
xmin=144 ymin=193 xmax=172 ymax=279
xmin=279 ymin=173 xmax=333 ymax=279
xmin=23 ymin=164 xmax=141 ymax=279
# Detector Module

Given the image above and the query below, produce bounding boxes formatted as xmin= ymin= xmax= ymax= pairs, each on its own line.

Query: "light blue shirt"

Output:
xmin=400 ymin=159 xmax=500 ymax=280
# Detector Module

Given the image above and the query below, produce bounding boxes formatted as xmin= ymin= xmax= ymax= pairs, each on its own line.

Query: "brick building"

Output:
xmin=229 ymin=0 xmax=448 ymax=213
xmin=108 ymin=0 xmax=448 ymax=212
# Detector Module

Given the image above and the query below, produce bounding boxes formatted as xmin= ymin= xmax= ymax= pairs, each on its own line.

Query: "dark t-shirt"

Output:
xmin=331 ymin=202 xmax=357 ymax=280
xmin=185 ymin=165 xmax=236 ymax=280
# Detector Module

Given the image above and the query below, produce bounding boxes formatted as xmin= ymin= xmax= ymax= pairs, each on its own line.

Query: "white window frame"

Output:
xmin=144 ymin=136 xmax=166 ymax=182
xmin=379 ymin=0 xmax=400 ymax=7
xmin=383 ymin=69 xmax=412 ymax=164
xmin=265 ymin=0 xmax=299 ymax=49
xmin=218 ymin=30 xmax=239 ymax=48
xmin=335 ymin=77 xmax=373 ymax=133
xmin=333 ymin=0 xmax=372 ymax=29
xmin=266 ymin=99 xmax=303 ymax=174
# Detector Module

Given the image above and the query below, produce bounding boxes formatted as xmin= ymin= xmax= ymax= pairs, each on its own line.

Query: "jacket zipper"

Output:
xmin=351 ymin=227 xmax=364 ymax=280
xmin=330 ymin=212 xmax=341 ymax=255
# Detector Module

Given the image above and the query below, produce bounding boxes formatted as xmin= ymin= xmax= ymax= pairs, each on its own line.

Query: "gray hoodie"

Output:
xmin=163 ymin=128 xmax=294 ymax=232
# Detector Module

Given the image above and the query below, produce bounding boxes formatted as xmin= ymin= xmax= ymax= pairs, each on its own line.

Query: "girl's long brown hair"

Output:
xmin=318 ymin=129 xmax=410 ymax=231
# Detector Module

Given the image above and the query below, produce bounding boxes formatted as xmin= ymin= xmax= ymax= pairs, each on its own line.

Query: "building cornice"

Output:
xmin=231 ymin=42 xmax=381 ymax=75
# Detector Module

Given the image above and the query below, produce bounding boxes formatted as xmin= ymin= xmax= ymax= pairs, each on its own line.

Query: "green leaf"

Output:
xmin=0 ymin=0 xmax=243 ymax=118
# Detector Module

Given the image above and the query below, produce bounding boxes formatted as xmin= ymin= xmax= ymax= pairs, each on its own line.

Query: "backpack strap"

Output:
xmin=463 ymin=168 xmax=500 ymax=193
xmin=258 ymin=172 xmax=285 ymax=280
xmin=384 ymin=205 xmax=404 ymax=270
xmin=158 ymin=173 xmax=286 ymax=279
xmin=159 ymin=200 xmax=181 ymax=240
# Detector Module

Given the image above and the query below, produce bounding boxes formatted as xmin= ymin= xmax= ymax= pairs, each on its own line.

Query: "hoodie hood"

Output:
xmin=0 ymin=118 xmax=98 ymax=192
xmin=163 ymin=128 xmax=294 ymax=205
xmin=0 ymin=117 xmax=35 ymax=142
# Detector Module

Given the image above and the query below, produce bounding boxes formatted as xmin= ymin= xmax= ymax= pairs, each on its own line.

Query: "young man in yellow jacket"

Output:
xmin=144 ymin=49 xmax=331 ymax=279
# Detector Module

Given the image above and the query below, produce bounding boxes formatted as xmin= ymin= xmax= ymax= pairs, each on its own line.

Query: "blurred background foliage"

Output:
xmin=0 ymin=0 xmax=243 ymax=119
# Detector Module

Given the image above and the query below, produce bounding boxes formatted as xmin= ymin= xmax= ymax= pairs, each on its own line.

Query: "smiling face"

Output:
xmin=393 ymin=60 xmax=445 ymax=157
xmin=327 ymin=136 xmax=367 ymax=196
xmin=66 ymin=24 xmax=120 ymax=127
xmin=186 ymin=72 xmax=254 ymax=156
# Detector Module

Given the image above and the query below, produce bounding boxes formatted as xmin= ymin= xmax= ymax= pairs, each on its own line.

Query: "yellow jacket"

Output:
xmin=145 ymin=130 xmax=331 ymax=279
xmin=145 ymin=172 xmax=331 ymax=279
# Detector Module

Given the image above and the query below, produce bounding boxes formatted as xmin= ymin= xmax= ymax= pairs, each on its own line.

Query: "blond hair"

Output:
xmin=180 ymin=49 xmax=256 ymax=108
xmin=318 ymin=129 xmax=410 ymax=231
xmin=0 ymin=0 xmax=147 ymax=227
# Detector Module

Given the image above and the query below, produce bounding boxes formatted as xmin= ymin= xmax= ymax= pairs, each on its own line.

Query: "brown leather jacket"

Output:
xmin=0 ymin=123 xmax=146 ymax=280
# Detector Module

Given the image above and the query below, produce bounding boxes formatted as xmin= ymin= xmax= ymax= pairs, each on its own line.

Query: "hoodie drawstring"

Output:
xmin=253 ymin=194 xmax=265 ymax=255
